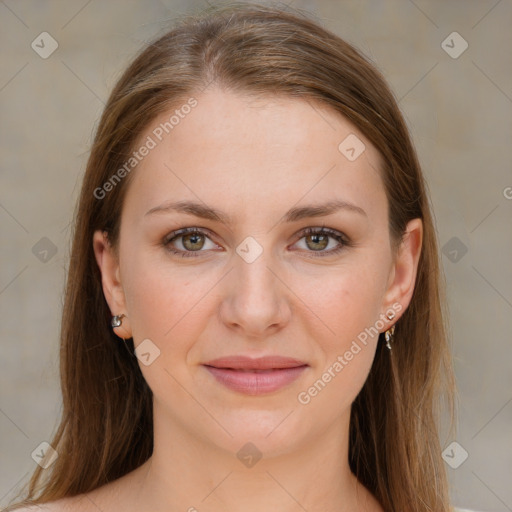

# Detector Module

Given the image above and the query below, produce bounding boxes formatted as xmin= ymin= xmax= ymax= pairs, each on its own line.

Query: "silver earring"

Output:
xmin=111 ymin=314 xmax=125 ymax=328
xmin=386 ymin=310 xmax=396 ymax=321
xmin=384 ymin=325 xmax=395 ymax=350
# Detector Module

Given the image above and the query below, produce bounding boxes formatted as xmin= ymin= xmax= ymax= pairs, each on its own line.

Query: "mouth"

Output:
xmin=202 ymin=357 xmax=309 ymax=395
xmin=206 ymin=367 xmax=297 ymax=373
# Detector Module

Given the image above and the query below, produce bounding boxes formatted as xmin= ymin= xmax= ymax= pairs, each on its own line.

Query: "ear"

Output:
xmin=380 ymin=218 xmax=423 ymax=326
xmin=92 ymin=230 xmax=132 ymax=339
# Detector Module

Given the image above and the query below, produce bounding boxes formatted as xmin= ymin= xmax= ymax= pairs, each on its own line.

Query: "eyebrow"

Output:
xmin=144 ymin=199 xmax=367 ymax=224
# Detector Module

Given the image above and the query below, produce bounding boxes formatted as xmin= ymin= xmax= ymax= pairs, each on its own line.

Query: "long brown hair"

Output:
xmin=6 ymin=3 xmax=455 ymax=511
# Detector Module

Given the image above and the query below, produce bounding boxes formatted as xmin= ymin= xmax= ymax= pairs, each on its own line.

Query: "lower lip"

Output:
xmin=203 ymin=365 xmax=308 ymax=395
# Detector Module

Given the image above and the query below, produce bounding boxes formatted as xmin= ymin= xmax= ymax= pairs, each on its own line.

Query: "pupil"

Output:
xmin=307 ymin=234 xmax=328 ymax=251
xmin=184 ymin=233 xmax=204 ymax=251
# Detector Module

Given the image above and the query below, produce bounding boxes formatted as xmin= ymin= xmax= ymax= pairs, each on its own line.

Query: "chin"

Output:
xmin=205 ymin=408 xmax=315 ymax=458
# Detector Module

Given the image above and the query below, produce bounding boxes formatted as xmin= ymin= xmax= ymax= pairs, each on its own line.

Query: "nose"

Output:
xmin=219 ymin=249 xmax=291 ymax=338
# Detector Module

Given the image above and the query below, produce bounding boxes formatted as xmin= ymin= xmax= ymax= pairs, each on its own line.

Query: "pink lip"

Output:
xmin=203 ymin=356 xmax=308 ymax=395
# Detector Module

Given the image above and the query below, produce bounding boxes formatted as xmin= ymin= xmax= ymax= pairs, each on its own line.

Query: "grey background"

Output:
xmin=1 ymin=0 xmax=511 ymax=510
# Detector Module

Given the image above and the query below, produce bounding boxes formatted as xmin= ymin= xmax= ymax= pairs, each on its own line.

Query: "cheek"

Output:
xmin=301 ymin=265 xmax=385 ymax=347
xmin=120 ymin=248 xmax=212 ymax=347
xmin=294 ymin=276 xmax=382 ymax=414
xmin=121 ymin=257 xmax=215 ymax=393
xmin=295 ymin=263 xmax=386 ymax=397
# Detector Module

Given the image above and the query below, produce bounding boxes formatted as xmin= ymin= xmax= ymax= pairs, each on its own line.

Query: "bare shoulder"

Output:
xmin=5 ymin=504 xmax=63 ymax=512
xmin=4 ymin=505 xmax=61 ymax=512
xmin=9 ymin=462 xmax=148 ymax=512
xmin=9 ymin=495 xmax=91 ymax=512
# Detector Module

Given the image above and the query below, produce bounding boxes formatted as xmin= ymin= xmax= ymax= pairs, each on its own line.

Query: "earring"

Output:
xmin=384 ymin=310 xmax=396 ymax=350
xmin=111 ymin=314 xmax=126 ymax=328
xmin=384 ymin=325 xmax=395 ymax=350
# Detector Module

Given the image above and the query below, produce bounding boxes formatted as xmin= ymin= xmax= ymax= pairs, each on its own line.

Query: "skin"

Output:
xmin=46 ymin=88 xmax=422 ymax=512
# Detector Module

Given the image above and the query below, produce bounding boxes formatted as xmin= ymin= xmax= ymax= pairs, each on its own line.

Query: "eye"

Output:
xmin=163 ymin=227 xmax=220 ymax=258
xmin=162 ymin=226 xmax=351 ymax=259
xmin=292 ymin=226 xmax=351 ymax=257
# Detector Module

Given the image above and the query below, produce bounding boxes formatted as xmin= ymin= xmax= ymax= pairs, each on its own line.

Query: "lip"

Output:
xmin=202 ymin=356 xmax=308 ymax=395
xmin=204 ymin=355 xmax=307 ymax=370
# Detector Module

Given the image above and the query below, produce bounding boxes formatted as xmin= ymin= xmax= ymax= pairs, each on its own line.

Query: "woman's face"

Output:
xmin=94 ymin=88 xmax=421 ymax=457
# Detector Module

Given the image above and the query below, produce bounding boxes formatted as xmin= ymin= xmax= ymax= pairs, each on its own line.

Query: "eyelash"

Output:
xmin=162 ymin=226 xmax=351 ymax=259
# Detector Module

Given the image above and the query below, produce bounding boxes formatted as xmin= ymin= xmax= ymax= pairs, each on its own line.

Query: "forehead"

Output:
xmin=123 ymin=88 xmax=386 ymax=224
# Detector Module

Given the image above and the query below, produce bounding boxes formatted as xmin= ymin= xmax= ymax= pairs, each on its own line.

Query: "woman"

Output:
xmin=6 ymin=3 xmax=456 ymax=511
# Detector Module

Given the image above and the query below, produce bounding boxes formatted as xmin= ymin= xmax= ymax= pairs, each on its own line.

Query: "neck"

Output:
xmin=123 ymin=402 xmax=377 ymax=512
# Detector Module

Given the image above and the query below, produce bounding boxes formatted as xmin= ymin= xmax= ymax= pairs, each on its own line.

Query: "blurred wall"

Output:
xmin=1 ymin=1 xmax=511 ymax=510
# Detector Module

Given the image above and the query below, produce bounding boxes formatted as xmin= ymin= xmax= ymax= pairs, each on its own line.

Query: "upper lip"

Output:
xmin=203 ymin=356 xmax=308 ymax=370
